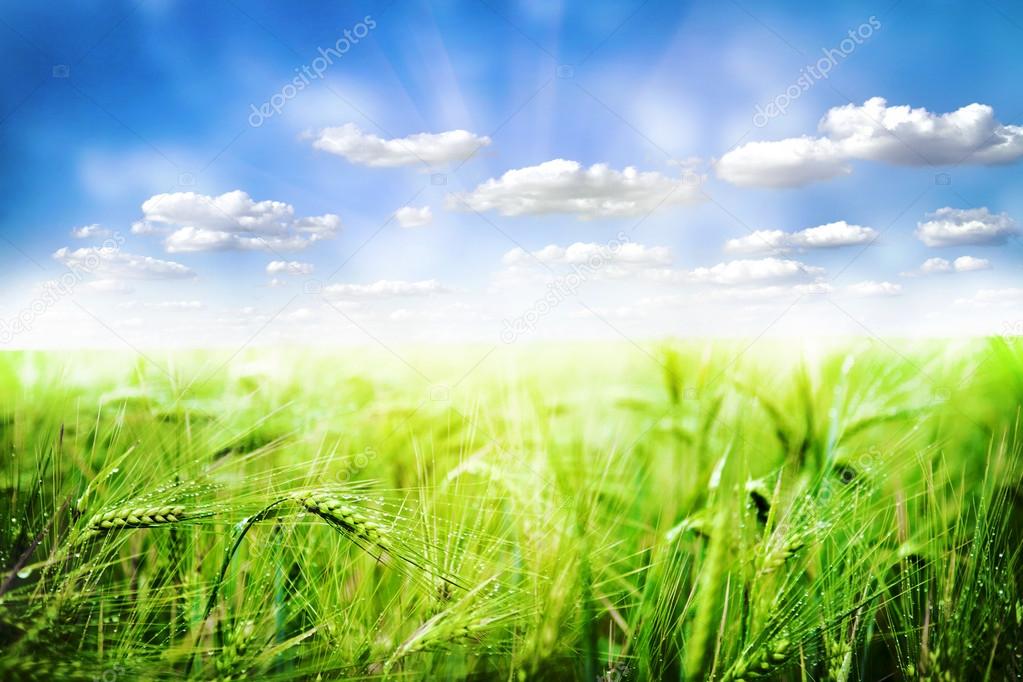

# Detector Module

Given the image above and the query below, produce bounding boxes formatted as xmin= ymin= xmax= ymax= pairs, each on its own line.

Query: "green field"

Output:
xmin=1 ymin=340 xmax=1021 ymax=680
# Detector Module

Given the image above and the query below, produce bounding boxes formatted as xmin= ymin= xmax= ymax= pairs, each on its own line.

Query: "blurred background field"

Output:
xmin=1 ymin=339 xmax=1021 ymax=680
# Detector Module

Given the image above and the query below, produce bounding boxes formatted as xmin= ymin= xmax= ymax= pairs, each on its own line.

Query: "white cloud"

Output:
xmin=115 ymin=317 xmax=144 ymax=329
xmin=847 ymin=280 xmax=901 ymax=297
xmin=52 ymin=247 xmax=195 ymax=280
xmin=313 ymin=123 xmax=489 ymax=167
xmin=686 ymin=257 xmax=825 ymax=285
xmin=725 ymin=231 xmax=790 ymax=254
xmin=716 ymin=137 xmax=849 ymax=188
xmin=323 ymin=279 xmax=449 ymax=298
xmin=136 ymin=190 xmax=340 ymax=252
xmin=570 ymin=305 xmax=651 ymax=321
xmin=131 ymin=221 xmax=160 ymax=235
xmin=147 ymin=300 xmax=203 ymax=310
xmin=955 ymin=288 xmax=1023 ymax=306
xmin=293 ymin=214 xmax=342 ymax=236
xmin=142 ymin=190 xmax=293 ymax=234
xmin=85 ymin=279 xmax=134 ymax=294
xmin=163 ymin=229 xmax=318 ymax=253
xmin=951 ymin=255 xmax=992 ymax=272
xmin=388 ymin=303 xmax=476 ymax=322
xmin=725 ymin=221 xmax=876 ymax=254
xmin=915 ymin=207 xmax=1018 ymax=247
xmin=819 ymin=98 xmax=1023 ymax=165
xmin=448 ymin=159 xmax=704 ymax=219
xmin=493 ymin=241 xmax=674 ymax=289
xmin=71 ymin=224 xmax=111 ymax=239
xmin=795 ymin=281 xmax=835 ymax=295
xmin=919 ymin=257 xmax=953 ymax=274
xmin=700 ymin=281 xmax=834 ymax=301
xmin=266 ymin=260 xmax=314 ymax=275
xmin=718 ymin=98 xmax=1023 ymax=187
xmin=915 ymin=255 xmax=992 ymax=275
xmin=395 ymin=206 xmax=433 ymax=228
xmin=502 ymin=241 xmax=672 ymax=267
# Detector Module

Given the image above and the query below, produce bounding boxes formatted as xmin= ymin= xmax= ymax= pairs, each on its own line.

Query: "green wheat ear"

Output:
xmin=73 ymin=504 xmax=194 ymax=545
xmin=723 ymin=637 xmax=791 ymax=681
xmin=289 ymin=492 xmax=391 ymax=551
xmin=87 ymin=505 xmax=187 ymax=531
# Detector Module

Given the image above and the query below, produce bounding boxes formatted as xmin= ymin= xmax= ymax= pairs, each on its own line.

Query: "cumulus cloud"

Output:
xmin=135 ymin=190 xmax=340 ymax=252
xmin=147 ymin=300 xmax=204 ymax=310
xmin=86 ymin=279 xmax=134 ymax=294
xmin=130 ymin=221 xmax=161 ymax=235
xmin=313 ymin=123 xmax=489 ymax=167
xmin=717 ymin=137 xmax=849 ymax=188
xmin=949 ymin=255 xmax=992 ymax=271
xmin=820 ymin=98 xmax=1023 ymax=165
xmin=395 ymin=206 xmax=433 ymax=228
xmin=388 ymin=303 xmax=476 ymax=322
xmin=493 ymin=241 xmax=674 ymax=288
xmin=448 ymin=159 xmax=704 ymax=219
xmin=915 ymin=207 xmax=1018 ymax=247
xmin=688 ymin=258 xmax=824 ymax=285
xmin=71 ymin=224 xmax=111 ymax=239
xmin=502 ymin=241 xmax=672 ymax=267
xmin=570 ymin=305 xmax=651 ymax=321
xmin=725 ymin=221 xmax=876 ymax=254
xmin=795 ymin=281 xmax=835 ymax=295
xmin=285 ymin=307 xmax=315 ymax=322
xmin=323 ymin=279 xmax=449 ymax=298
xmin=52 ymin=247 xmax=195 ymax=280
xmin=292 ymin=214 xmax=342 ymax=236
xmin=955 ymin=288 xmax=1023 ymax=306
xmin=913 ymin=255 xmax=992 ymax=275
xmin=141 ymin=190 xmax=293 ymax=234
xmin=266 ymin=260 xmax=314 ymax=276
xmin=949 ymin=286 xmax=1023 ymax=308
xmin=163 ymin=229 xmax=320 ymax=253
xmin=919 ymin=257 xmax=953 ymax=274
xmin=718 ymin=98 xmax=1023 ymax=187
xmin=846 ymin=280 xmax=901 ymax=296
xmin=699 ymin=281 xmax=834 ymax=301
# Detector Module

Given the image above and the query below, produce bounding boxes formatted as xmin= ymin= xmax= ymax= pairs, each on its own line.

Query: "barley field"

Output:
xmin=1 ymin=339 xmax=1021 ymax=681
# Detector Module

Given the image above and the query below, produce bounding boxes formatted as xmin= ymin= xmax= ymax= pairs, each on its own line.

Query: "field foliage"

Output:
xmin=1 ymin=339 xmax=1022 ymax=680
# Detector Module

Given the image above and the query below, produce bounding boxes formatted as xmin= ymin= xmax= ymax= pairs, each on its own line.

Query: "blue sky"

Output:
xmin=1 ymin=0 xmax=1022 ymax=347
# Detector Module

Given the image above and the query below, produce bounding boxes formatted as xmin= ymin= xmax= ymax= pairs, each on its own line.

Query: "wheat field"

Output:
xmin=1 ymin=339 xmax=1021 ymax=680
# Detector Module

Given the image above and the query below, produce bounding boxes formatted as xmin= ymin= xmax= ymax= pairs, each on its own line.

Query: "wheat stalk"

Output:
xmin=382 ymin=578 xmax=510 ymax=673
xmin=684 ymin=507 xmax=730 ymax=680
